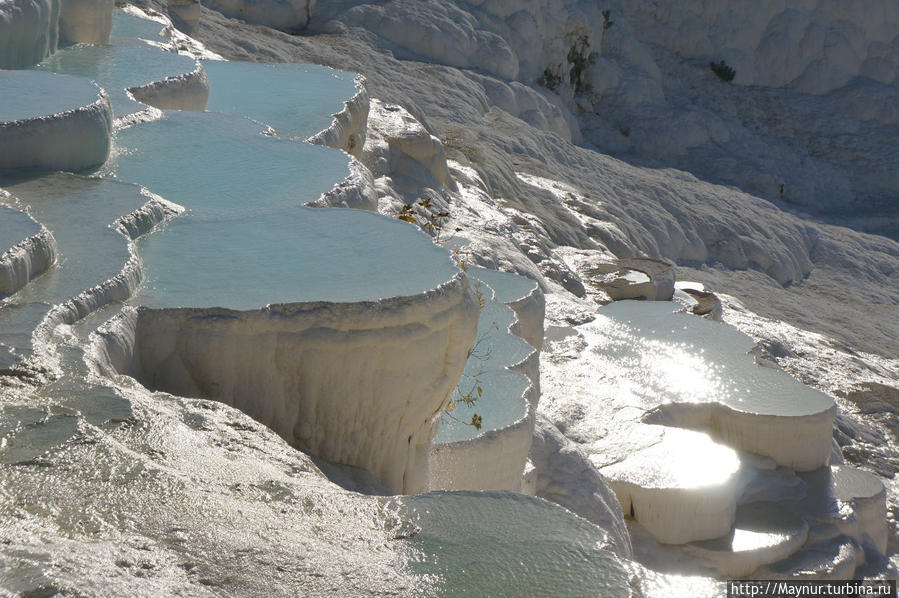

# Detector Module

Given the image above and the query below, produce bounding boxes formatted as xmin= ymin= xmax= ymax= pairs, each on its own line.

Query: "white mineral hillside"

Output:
xmin=0 ymin=0 xmax=897 ymax=591
xmin=180 ymin=0 xmax=899 ymax=356
xmin=303 ymin=0 xmax=899 ymax=224
xmin=0 ymin=0 xmax=117 ymax=68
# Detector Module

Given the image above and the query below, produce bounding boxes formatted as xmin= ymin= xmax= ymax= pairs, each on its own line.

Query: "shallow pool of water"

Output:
xmin=0 ymin=70 xmax=103 ymax=123
xmin=435 ymin=279 xmax=532 ymax=443
xmin=35 ymin=42 xmax=199 ymax=117
xmin=203 ymin=60 xmax=358 ymax=139
xmin=103 ymin=110 xmax=458 ymax=308
xmin=394 ymin=491 xmax=631 ymax=598
xmin=0 ymin=206 xmax=41 ymax=255
xmin=466 ymin=266 xmax=537 ymax=303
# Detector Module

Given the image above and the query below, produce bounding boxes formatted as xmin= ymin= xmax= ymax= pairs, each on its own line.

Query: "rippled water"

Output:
xmin=393 ymin=491 xmax=632 ymax=597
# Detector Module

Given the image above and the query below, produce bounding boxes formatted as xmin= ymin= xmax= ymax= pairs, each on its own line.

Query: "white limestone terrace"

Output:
xmin=628 ymin=461 xmax=889 ymax=580
xmin=429 ymin=270 xmax=539 ymax=492
xmin=798 ymin=465 xmax=889 ymax=557
xmin=0 ymin=204 xmax=56 ymax=300
xmin=0 ymin=9 xmax=205 ymax=174
xmin=539 ymin=298 xmax=834 ymax=545
xmin=682 ymin=502 xmax=810 ymax=579
xmin=200 ymin=0 xmax=313 ymax=32
xmin=103 ymin=110 xmax=462 ymax=309
xmin=0 ymin=0 xmax=113 ymax=69
xmin=466 ymin=264 xmax=545 ymax=353
xmin=539 ymin=295 xmax=889 ymax=577
xmin=0 ymin=321 xmax=707 ymax=597
xmin=83 ymin=59 xmax=480 ymax=494
xmin=0 ymin=70 xmax=113 ymax=172
xmin=57 ymin=0 xmax=113 ymax=45
xmin=0 ymin=174 xmax=182 ymax=373
xmin=722 ymin=465 xmax=889 ymax=580
xmin=34 ymin=9 xmax=209 ymax=118
xmin=137 ymin=0 xmax=898 ymax=580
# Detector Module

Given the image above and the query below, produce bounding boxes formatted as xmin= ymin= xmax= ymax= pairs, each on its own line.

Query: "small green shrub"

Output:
xmin=710 ymin=60 xmax=736 ymax=82
xmin=602 ymin=9 xmax=614 ymax=31
xmin=537 ymin=68 xmax=563 ymax=91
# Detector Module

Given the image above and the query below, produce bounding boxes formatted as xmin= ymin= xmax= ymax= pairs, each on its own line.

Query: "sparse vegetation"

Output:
xmin=567 ymin=35 xmax=596 ymax=93
xmin=602 ymin=9 xmax=614 ymax=31
xmin=395 ymin=202 xmax=486 ymax=431
xmin=710 ymin=59 xmax=736 ymax=82
xmin=441 ymin=129 xmax=484 ymax=163
xmin=444 ymin=314 xmax=497 ymax=432
xmin=396 ymin=199 xmax=456 ymax=244
xmin=537 ymin=68 xmax=563 ymax=91
xmin=538 ymin=36 xmax=597 ymax=94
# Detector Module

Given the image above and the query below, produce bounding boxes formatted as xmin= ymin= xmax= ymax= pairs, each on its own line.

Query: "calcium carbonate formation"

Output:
xmin=0 ymin=0 xmax=895 ymax=593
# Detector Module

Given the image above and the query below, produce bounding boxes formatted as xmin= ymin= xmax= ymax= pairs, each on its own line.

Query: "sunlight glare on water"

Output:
xmin=595 ymin=300 xmax=833 ymax=416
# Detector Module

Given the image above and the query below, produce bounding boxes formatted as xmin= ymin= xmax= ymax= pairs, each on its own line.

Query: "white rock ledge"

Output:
xmin=127 ymin=64 xmax=210 ymax=111
xmin=0 ymin=0 xmax=115 ymax=69
xmin=95 ymin=272 xmax=479 ymax=495
xmin=429 ymin=385 xmax=538 ymax=492
xmin=645 ymin=401 xmax=837 ymax=472
xmin=307 ymin=75 xmax=369 ymax=160
xmin=201 ymin=0 xmax=314 ymax=32
xmin=0 ymin=77 xmax=113 ymax=172
xmin=0 ymin=205 xmax=57 ymax=298
xmin=601 ymin=426 xmax=744 ymax=545
xmin=306 ymin=78 xmax=377 ymax=210
xmin=506 ymin=280 xmax=546 ymax=354
xmin=0 ymin=0 xmax=60 ymax=68
xmin=58 ymin=0 xmax=113 ymax=45
xmin=528 ymin=413 xmax=633 ymax=559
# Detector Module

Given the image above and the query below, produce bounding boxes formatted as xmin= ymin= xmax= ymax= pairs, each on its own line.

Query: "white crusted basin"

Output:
xmin=0 ymin=70 xmax=112 ymax=172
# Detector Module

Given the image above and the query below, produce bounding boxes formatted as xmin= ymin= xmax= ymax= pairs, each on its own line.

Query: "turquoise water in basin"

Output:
xmin=203 ymin=60 xmax=358 ymax=139
xmin=0 ymin=70 xmax=102 ymax=122
xmin=435 ymin=279 xmax=532 ymax=443
xmin=0 ymin=206 xmax=41 ymax=255
xmin=110 ymin=10 xmax=167 ymax=44
xmin=35 ymin=43 xmax=199 ymax=117
xmin=467 ymin=266 xmax=537 ymax=303
xmin=393 ymin=491 xmax=630 ymax=597
xmin=102 ymin=110 xmax=457 ymax=308
xmin=595 ymin=300 xmax=834 ymax=416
